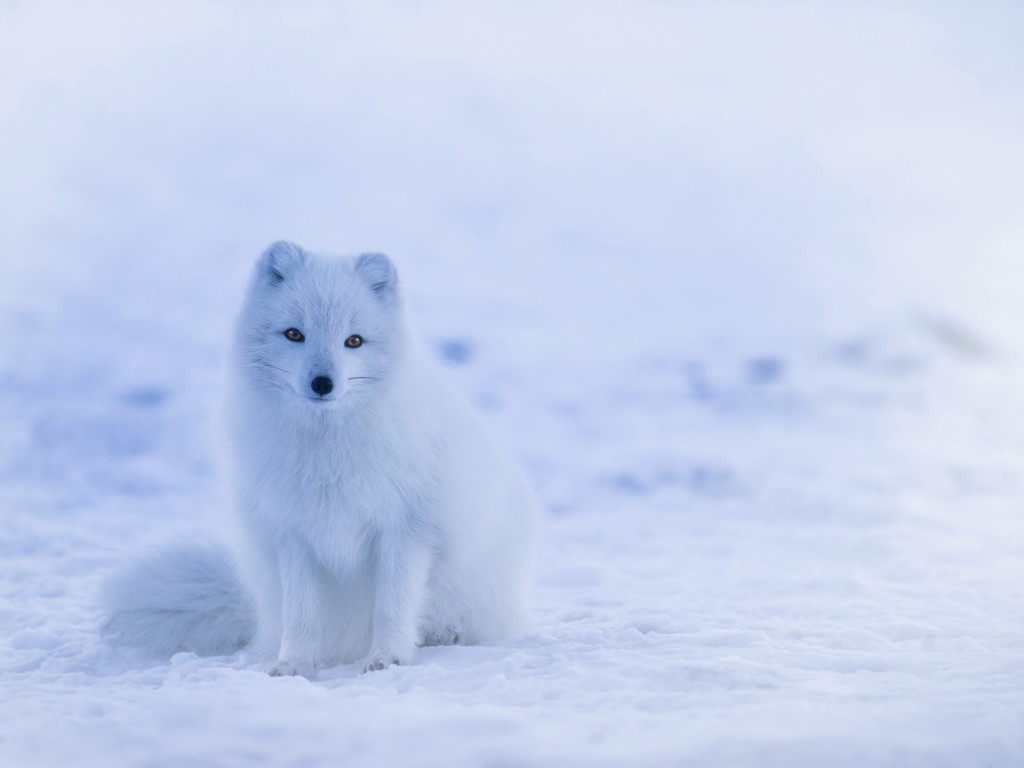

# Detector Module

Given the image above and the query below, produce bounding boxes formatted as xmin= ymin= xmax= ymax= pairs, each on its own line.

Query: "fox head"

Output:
xmin=233 ymin=241 xmax=406 ymax=408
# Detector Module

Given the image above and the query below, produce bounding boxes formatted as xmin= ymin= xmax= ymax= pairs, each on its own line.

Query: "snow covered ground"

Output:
xmin=2 ymin=1 xmax=1024 ymax=765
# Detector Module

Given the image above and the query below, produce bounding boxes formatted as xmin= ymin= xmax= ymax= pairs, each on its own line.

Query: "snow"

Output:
xmin=2 ymin=1 xmax=1024 ymax=765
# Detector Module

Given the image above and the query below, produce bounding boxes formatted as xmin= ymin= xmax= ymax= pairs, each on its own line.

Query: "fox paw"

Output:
xmin=421 ymin=627 xmax=461 ymax=647
xmin=363 ymin=652 xmax=400 ymax=673
xmin=268 ymin=660 xmax=315 ymax=679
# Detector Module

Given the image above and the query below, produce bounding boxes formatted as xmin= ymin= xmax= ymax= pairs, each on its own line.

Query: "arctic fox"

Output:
xmin=103 ymin=241 xmax=539 ymax=677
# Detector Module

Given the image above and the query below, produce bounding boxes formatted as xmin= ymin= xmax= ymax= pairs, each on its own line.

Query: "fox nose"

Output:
xmin=310 ymin=376 xmax=334 ymax=396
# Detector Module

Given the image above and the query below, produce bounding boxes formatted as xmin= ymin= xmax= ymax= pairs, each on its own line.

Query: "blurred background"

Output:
xmin=4 ymin=0 xmax=1024 ymax=362
xmin=3 ymin=0 xmax=1024 ymax=509
xmin=1 ymin=0 xmax=1023 ymax=545
xmin=2 ymin=1 xmax=1024 ymax=505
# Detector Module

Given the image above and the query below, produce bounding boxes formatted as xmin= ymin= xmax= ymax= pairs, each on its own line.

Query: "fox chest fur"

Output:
xmin=231 ymin=392 xmax=447 ymax=575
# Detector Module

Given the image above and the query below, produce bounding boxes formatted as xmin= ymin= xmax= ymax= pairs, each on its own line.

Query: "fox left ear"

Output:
xmin=354 ymin=252 xmax=398 ymax=298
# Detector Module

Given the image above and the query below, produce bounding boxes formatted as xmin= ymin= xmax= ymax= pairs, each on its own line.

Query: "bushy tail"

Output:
xmin=101 ymin=541 xmax=256 ymax=657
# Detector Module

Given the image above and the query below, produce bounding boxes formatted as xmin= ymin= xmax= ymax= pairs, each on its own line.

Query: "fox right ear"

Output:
xmin=258 ymin=241 xmax=306 ymax=283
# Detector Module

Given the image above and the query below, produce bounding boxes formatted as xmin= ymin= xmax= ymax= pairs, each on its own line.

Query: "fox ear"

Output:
xmin=258 ymin=241 xmax=306 ymax=283
xmin=354 ymin=252 xmax=398 ymax=297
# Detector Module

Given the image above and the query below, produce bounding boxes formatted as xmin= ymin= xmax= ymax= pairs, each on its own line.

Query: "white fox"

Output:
xmin=103 ymin=242 xmax=539 ymax=677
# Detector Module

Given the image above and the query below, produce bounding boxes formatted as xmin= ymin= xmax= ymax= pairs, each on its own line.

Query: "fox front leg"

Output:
xmin=363 ymin=536 xmax=431 ymax=672
xmin=269 ymin=542 xmax=325 ymax=679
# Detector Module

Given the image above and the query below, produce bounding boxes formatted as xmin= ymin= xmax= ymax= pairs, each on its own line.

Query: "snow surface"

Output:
xmin=2 ymin=1 xmax=1024 ymax=765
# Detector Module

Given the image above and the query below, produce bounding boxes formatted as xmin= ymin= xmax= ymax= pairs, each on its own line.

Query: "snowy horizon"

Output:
xmin=2 ymin=2 xmax=1023 ymax=766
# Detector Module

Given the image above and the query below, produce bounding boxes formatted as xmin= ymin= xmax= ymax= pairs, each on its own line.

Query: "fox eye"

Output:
xmin=284 ymin=328 xmax=305 ymax=342
xmin=345 ymin=335 xmax=363 ymax=349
